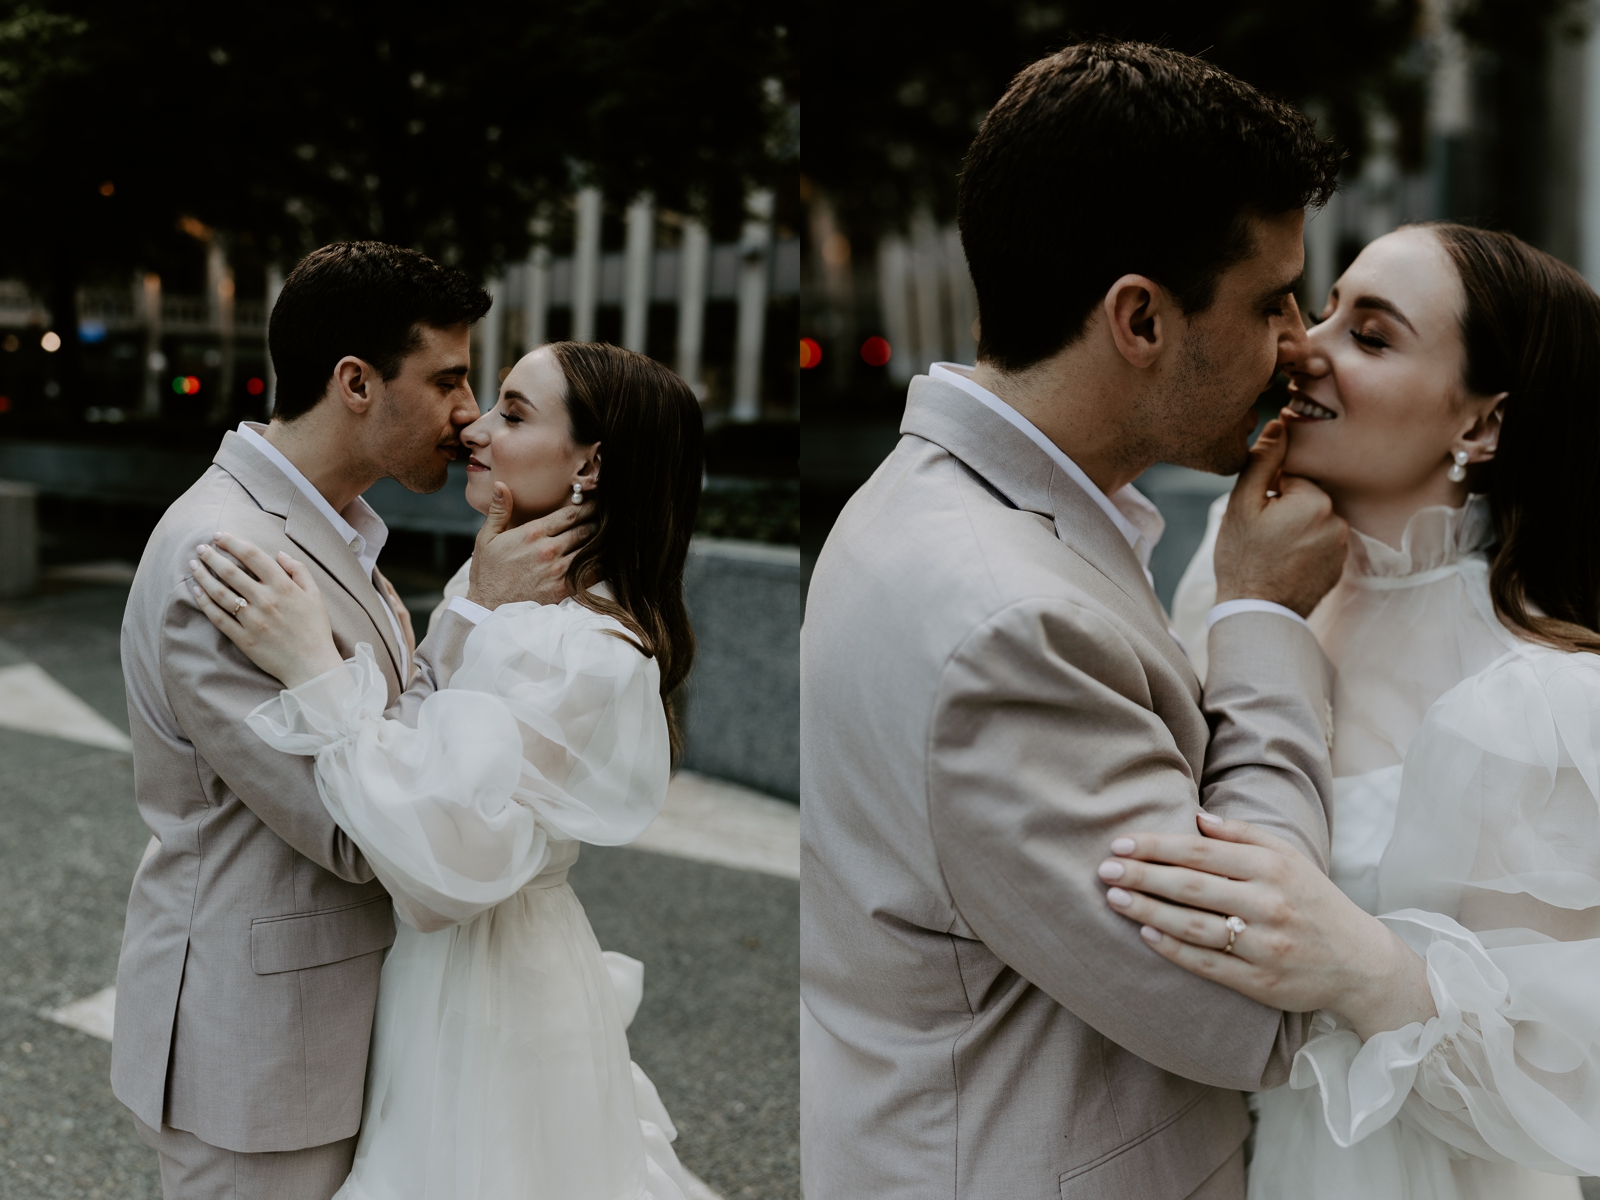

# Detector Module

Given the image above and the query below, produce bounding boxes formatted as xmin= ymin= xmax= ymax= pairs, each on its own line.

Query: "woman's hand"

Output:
xmin=374 ymin=569 xmax=417 ymax=664
xmin=188 ymin=533 xmax=344 ymax=689
xmin=1099 ymin=813 xmax=1437 ymax=1040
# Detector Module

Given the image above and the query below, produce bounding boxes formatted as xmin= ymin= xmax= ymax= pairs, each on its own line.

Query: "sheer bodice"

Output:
xmin=1172 ymin=493 xmax=1518 ymax=776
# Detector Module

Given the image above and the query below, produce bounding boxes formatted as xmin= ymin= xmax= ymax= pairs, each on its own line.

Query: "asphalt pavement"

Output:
xmin=0 ymin=575 xmax=798 ymax=1200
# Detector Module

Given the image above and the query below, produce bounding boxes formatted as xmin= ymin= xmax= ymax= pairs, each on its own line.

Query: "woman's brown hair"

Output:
xmin=544 ymin=341 xmax=704 ymax=757
xmin=1429 ymin=223 xmax=1600 ymax=653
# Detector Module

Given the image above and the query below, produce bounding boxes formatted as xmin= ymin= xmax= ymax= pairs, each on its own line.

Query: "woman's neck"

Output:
xmin=1323 ymin=475 xmax=1469 ymax=549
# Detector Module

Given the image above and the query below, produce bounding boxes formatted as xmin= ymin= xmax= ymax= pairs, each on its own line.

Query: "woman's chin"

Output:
xmin=464 ymin=476 xmax=492 ymax=516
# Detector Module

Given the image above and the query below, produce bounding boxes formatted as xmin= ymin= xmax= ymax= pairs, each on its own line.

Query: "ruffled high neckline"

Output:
xmin=1346 ymin=494 xmax=1493 ymax=579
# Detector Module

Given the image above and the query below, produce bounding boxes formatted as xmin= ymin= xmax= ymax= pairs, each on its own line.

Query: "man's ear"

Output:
xmin=332 ymin=356 xmax=376 ymax=415
xmin=1103 ymin=275 xmax=1168 ymax=369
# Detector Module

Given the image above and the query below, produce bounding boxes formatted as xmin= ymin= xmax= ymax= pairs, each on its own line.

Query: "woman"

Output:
xmin=1107 ymin=224 xmax=1600 ymax=1198
xmin=187 ymin=341 xmax=701 ymax=1200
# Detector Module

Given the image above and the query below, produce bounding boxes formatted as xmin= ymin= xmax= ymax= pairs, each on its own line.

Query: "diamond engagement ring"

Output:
xmin=1222 ymin=915 xmax=1247 ymax=953
xmin=232 ymin=596 xmax=248 ymax=616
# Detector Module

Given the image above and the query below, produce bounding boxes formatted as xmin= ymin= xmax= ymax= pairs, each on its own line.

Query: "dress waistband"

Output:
xmin=524 ymin=868 xmax=570 ymax=891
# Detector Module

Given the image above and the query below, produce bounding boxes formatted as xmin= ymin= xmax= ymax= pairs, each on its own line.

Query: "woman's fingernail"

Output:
xmin=1110 ymin=837 xmax=1136 ymax=856
xmin=1197 ymin=812 xmax=1222 ymax=827
xmin=189 ymin=560 xmax=200 ymax=572
xmin=1106 ymin=887 xmax=1132 ymax=907
xmin=195 ymin=544 xmax=207 ymax=555
xmin=1097 ymin=860 xmax=1125 ymax=881
xmin=1140 ymin=926 xmax=1162 ymax=945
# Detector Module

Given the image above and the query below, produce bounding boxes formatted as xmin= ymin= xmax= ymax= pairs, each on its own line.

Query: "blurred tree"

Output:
xmin=0 ymin=0 xmax=795 ymax=387
xmin=804 ymin=0 xmax=1423 ymax=236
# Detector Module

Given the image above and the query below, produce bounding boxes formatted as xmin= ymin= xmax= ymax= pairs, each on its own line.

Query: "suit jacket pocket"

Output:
xmin=250 ymin=895 xmax=396 ymax=975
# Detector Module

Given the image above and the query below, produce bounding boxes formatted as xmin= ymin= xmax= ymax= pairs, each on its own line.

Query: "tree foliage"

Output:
xmin=804 ymin=0 xmax=1424 ymax=236
xmin=0 ymin=0 xmax=794 ymax=289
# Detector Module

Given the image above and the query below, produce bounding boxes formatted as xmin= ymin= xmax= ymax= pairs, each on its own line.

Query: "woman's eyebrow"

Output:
xmin=501 ymin=389 xmax=536 ymax=409
xmin=1351 ymin=295 xmax=1417 ymax=334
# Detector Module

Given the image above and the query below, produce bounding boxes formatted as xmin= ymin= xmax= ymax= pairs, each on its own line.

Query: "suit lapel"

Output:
xmin=212 ymin=432 xmax=405 ymax=684
xmin=902 ymin=375 xmax=1194 ymax=682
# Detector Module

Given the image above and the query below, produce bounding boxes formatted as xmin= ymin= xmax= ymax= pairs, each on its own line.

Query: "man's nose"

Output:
xmin=1275 ymin=296 xmax=1314 ymax=372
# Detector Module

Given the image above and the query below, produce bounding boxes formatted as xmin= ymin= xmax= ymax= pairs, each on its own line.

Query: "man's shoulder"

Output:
xmin=809 ymin=436 xmax=1128 ymax=659
xmin=132 ymin=466 xmax=287 ymax=604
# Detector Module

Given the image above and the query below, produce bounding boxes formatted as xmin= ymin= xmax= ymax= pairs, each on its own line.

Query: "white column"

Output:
xmin=877 ymin=235 xmax=915 ymax=385
xmin=732 ymin=189 xmax=774 ymax=421
xmin=622 ymin=195 xmax=654 ymax=351
xmin=942 ymin=225 xmax=977 ymax=364
xmin=910 ymin=209 xmax=946 ymax=372
xmin=524 ymin=244 xmax=551 ymax=353
xmin=572 ymin=187 xmax=602 ymax=342
xmin=1582 ymin=4 xmax=1600 ymax=284
xmin=264 ymin=263 xmax=283 ymax=415
xmin=1303 ymin=192 xmax=1339 ymax=316
xmin=139 ymin=272 xmax=163 ymax=420
xmin=207 ymin=241 xmax=235 ymax=425
xmin=676 ymin=217 xmax=709 ymax=398
xmin=477 ymin=276 xmax=504 ymax=409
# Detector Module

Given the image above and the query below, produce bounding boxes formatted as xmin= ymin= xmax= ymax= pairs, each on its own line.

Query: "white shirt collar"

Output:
xmin=927 ymin=364 xmax=1164 ymax=571
xmin=237 ymin=423 xmax=390 ymax=579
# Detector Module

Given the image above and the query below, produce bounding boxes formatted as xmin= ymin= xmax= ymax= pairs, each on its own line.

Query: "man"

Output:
xmin=801 ymin=44 xmax=1350 ymax=1200
xmin=112 ymin=242 xmax=587 ymax=1198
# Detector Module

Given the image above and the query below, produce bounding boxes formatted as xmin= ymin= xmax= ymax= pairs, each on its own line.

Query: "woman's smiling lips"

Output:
xmin=1287 ymin=393 xmax=1338 ymax=420
xmin=466 ymin=454 xmax=489 ymax=473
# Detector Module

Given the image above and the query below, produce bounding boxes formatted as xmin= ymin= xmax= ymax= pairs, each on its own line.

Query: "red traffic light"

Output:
xmin=800 ymin=338 xmax=822 ymax=369
xmin=860 ymin=336 xmax=891 ymax=367
xmin=246 ymin=377 xmax=265 ymax=396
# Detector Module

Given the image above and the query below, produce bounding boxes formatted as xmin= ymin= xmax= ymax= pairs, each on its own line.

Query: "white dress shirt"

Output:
xmin=237 ymin=423 xmax=488 ymax=675
xmin=926 ymin=365 xmax=1306 ymax=633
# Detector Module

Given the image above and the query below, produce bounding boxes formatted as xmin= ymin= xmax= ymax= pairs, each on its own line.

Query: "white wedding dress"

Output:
xmin=246 ymin=594 xmax=691 ymax=1200
xmin=1174 ymin=494 xmax=1598 ymax=1198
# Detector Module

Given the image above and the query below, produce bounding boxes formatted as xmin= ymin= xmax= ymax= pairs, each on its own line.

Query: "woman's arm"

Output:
xmin=1098 ymin=815 xmax=1437 ymax=1040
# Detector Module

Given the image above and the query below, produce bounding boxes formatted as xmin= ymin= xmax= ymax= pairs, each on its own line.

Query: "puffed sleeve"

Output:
xmin=246 ymin=599 xmax=670 ymax=931
xmin=1169 ymin=493 xmax=1226 ymax=682
xmin=1290 ymin=648 xmax=1600 ymax=1177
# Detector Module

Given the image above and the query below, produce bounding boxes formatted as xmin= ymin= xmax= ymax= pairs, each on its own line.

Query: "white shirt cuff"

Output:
xmin=445 ymin=596 xmax=492 ymax=625
xmin=1205 ymin=599 xmax=1311 ymax=631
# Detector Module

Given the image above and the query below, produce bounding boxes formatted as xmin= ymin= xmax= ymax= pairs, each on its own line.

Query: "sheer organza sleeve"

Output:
xmin=1291 ymin=647 xmax=1600 ymax=1176
xmin=246 ymin=599 xmax=670 ymax=931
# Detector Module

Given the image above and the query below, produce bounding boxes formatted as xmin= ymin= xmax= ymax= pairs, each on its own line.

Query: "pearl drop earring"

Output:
xmin=1447 ymin=450 xmax=1469 ymax=483
xmin=571 ymin=482 xmax=583 ymax=506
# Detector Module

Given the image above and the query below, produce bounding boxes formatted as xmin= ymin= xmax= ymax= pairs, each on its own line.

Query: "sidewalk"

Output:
xmin=0 ymin=570 xmax=798 ymax=1200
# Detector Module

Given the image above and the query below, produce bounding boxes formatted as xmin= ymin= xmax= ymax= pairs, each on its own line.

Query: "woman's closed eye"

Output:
xmin=1350 ymin=327 xmax=1389 ymax=350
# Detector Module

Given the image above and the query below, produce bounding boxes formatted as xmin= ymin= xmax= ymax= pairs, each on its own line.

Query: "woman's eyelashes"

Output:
xmin=1350 ymin=328 xmax=1389 ymax=350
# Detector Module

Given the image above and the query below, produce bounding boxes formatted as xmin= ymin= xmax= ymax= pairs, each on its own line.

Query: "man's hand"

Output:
xmin=1214 ymin=413 xmax=1347 ymax=617
xmin=468 ymin=482 xmax=597 ymax=609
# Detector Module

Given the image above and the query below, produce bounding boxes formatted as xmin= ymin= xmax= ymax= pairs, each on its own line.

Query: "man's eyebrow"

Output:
xmin=431 ymin=363 xmax=470 ymax=379
xmin=1268 ymin=272 xmax=1303 ymax=298
xmin=1351 ymin=295 xmax=1417 ymax=334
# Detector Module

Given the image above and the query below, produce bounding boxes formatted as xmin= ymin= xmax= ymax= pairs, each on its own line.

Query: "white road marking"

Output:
xmin=0 ymin=662 xmax=132 ymax=751
xmin=632 ymin=771 xmax=798 ymax=880
xmin=43 ymin=984 xmax=116 ymax=1040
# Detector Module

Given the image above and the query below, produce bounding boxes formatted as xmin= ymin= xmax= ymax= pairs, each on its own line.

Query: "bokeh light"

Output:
xmin=171 ymin=375 xmax=201 ymax=395
xmin=245 ymin=376 xmax=265 ymax=396
xmin=860 ymin=336 xmax=891 ymax=367
xmin=40 ymin=331 xmax=61 ymax=352
xmin=799 ymin=338 xmax=821 ymax=369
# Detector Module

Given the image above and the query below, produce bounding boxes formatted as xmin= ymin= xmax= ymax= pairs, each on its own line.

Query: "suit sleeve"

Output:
xmin=929 ymin=598 xmax=1320 ymax=1091
xmin=1201 ymin=611 xmax=1334 ymax=872
xmin=160 ymin=580 xmax=375 ymax=883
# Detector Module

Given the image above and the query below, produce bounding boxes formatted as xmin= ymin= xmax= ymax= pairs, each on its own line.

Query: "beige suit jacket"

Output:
xmin=112 ymin=431 xmax=475 ymax=1153
xmin=800 ymin=376 xmax=1336 ymax=1200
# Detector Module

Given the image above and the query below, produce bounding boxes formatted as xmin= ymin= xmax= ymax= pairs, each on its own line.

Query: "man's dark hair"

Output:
xmin=268 ymin=241 xmax=492 ymax=420
xmin=958 ymin=42 xmax=1340 ymax=371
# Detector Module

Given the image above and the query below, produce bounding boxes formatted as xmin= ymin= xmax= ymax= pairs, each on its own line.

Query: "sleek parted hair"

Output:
xmin=545 ymin=341 xmax=704 ymax=759
xmin=269 ymin=242 xmax=491 ymax=420
xmin=1426 ymin=223 xmax=1600 ymax=653
xmin=959 ymin=41 xmax=1340 ymax=371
